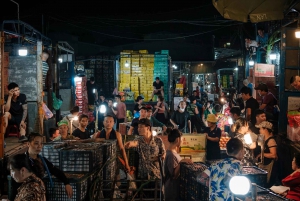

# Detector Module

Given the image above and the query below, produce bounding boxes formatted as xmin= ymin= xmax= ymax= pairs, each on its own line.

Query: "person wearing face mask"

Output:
xmin=170 ymin=101 xmax=191 ymax=133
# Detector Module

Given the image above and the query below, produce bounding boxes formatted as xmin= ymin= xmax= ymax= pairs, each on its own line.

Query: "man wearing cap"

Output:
xmin=128 ymin=106 xmax=148 ymax=135
xmin=125 ymin=118 xmax=165 ymax=180
xmin=170 ymin=101 xmax=191 ymax=133
xmin=146 ymin=105 xmax=167 ymax=133
xmin=204 ymin=114 xmax=221 ymax=160
xmin=150 ymin=77 xmax=164 ymax=101
xmin=255 ymin=83 xmax=278 ymax=120
xmin=53 ymin=120 xmax=80 ymax=141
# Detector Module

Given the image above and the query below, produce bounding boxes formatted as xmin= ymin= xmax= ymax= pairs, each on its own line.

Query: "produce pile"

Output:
xmin=219 ymin=136 xmax=231 ymax=148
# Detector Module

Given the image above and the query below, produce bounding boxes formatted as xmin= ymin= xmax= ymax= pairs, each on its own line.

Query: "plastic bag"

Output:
xmin=127 ymin=173 xmax=137 ymax=190
xmin=52 ymin=92 xmax=63 ymax=110
xmin=42 ymin=103 xmax=53 ymax=119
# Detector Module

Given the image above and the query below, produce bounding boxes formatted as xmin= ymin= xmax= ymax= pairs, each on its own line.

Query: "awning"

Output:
xmin=212 ymin=0 xmax=294 ymax=23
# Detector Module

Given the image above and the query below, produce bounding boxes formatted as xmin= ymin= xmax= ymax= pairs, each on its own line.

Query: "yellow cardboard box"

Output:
xmin=139 ymin=78 xmax=147 ymax=84
xmin=131 ymin=77 xmax=139 ymax=82
xmin=131 ymin=84 xmax=139 ymax=91
xmin=120 ymin=70 xmax=131 ymax=74
xmin=131 ymin=73 xmax=139 ymax=77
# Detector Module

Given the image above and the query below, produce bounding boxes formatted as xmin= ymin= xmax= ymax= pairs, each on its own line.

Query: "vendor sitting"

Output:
xmin=127 ymin=106 xmax=148 ymax=135
xmin=150 ymin=77 xmax=164 ymax=101
xmin=4 ymin=82 xmax=27 ymax=142
xmin=146 ymin=105 xmax=167 ymax=133
xmin=53 ymin=120 xmax=80 ymax=141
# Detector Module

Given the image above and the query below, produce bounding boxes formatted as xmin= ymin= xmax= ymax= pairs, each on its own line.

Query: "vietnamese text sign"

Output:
xmin=254 ymin=63 xmax=274 ymax=77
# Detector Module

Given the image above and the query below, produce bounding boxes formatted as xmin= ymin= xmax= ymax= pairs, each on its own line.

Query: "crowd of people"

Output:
xmin=3 ymin=76 xmax=300 ymax=201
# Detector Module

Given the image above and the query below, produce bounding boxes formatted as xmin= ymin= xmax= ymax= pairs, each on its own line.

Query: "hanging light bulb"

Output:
xmin=125 ymin=60 xmax=130 ymax=67
xmin=113 ymin=102 xmax=117 ymax=107
xmin=152 ymin=130 xmax=157 ymax=136
xmin=249 ymin=60 xmax=254 ymax=66
xmin=73 ymin=116 xmax=78 ymax=121
xmin=269 ymin=54 xmax=276 ymax=60
xmin=18 ymin=46 xmax=28 ymax=56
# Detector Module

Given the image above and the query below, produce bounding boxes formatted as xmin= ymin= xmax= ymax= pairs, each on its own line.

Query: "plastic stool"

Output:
xmin=6 ymin=124 xmax=20 ymax=138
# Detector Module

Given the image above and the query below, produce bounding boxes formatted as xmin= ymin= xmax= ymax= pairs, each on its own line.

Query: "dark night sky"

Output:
xmin=2 ymin=0 xmax=251 ymax=48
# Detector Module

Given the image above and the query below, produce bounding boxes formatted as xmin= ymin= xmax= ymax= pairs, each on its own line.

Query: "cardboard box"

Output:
xmin=180 ymin=134 xmax=206 ymax=152
xmin=131 ymin=77 xmax=139 ymax=82
xmin=131 ymin=84 xmax=139 ymax=91
xmin=139 ymin=79 xmax=147 ymax=84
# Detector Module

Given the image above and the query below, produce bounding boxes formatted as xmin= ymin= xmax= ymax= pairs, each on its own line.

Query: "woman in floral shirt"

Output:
xmin=9 ymin=153 xmax=46 ymax=201
xmin=125 ymin=118 xmax=165 ymax=180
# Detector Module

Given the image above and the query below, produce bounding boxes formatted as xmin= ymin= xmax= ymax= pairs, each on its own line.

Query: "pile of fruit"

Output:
xmin=219 ymin=136 xmax=231 ymax=148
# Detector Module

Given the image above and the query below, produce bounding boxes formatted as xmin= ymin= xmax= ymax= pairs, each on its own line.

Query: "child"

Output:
xmin=72 ymin=114 xmax=90 ymax=139
xmin=49 ymin=127 xmax=60 ymax=141
xmin=197 ymin=138 xmax=244 ymax=201
xmin=164 ymin=129 xmax=193 ymax=201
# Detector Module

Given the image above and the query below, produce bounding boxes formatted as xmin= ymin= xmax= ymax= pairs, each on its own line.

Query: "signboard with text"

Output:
xmin=254 ymin=63 xmax=274 ymax=77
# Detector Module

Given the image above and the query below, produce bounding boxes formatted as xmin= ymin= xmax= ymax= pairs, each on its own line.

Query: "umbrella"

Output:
xmin=213 ymin=0 xmax=293 ymax=23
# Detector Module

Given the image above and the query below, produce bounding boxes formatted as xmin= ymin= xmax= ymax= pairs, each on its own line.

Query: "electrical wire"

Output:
xmin=48 ymin=16 xmax=241 ymax=40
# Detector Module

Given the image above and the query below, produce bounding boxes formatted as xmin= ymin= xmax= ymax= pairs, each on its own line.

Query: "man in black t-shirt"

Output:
xmin=72 ymin=114 xmax=90 ymax=139
xmin=240 ymin=86 xmax=259 ymax=124
xmin=4 ymin=82 xmax=28 ymax=142
xmin=127 ymin=106 xmax=148 ymax=135
xmin=170 ymin=101 xmax=191 ymax=133
xmin=150 ymin=77 xmax=164 ymax=101
xmin=86 ymin=77 xmax=98 ymax=110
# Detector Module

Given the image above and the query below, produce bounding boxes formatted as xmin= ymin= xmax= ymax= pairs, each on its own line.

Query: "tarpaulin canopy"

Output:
xmin=212 ymin=0 xmax=294 ymax=23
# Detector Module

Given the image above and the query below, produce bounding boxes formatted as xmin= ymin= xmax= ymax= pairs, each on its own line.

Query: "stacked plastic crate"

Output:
xmin=139 ymin=54 xmax=154 ymax=101
xmin=154 ymin=50 xmax=169 ymax=101
xmin=119 ymin=53 xmax=131 ymax=92
xmin=75 ymin=76 xmax=88 ymax=115
xmin=130 ymin=54 xmax=140 ymax=101
xmin=41 ymin=142 xmax=105 ymax=201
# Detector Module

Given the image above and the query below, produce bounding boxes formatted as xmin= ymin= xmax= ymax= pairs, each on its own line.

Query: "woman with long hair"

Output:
xmin=9 ymin=154 xmax=46 ymax=201
xmin=153 ymin=95 xmax=166 ymax=124
xmin=232 ymin=118 xmax=256 ymax=166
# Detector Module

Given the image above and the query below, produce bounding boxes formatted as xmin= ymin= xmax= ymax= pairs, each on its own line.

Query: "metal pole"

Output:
xmin=36 ymin=41 xmax=44 ymax=135
xmin=10 ymin=0 xmax=20 ymax=44
xmin=0 ymin=31 xmax=5 ymax=158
